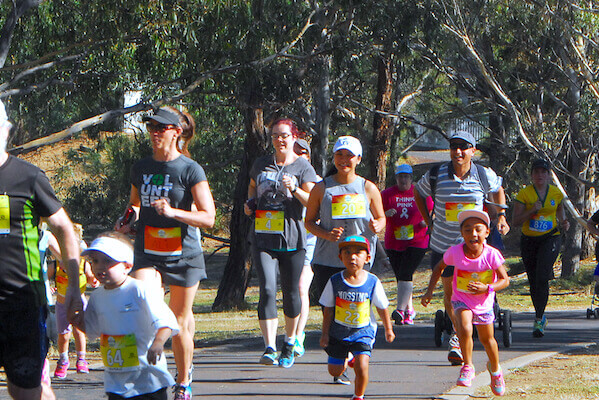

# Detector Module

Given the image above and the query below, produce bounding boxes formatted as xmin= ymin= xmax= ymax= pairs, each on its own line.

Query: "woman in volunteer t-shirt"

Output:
xmin=115 ymin=106 xmax=216 ymax=399
xmin=512 ymin=159 xmax=569 ymax=338
xmin=306 ymin=136 xmax=386 ymax=305
xmin=381 ymin=164 xmax=432 ymax=326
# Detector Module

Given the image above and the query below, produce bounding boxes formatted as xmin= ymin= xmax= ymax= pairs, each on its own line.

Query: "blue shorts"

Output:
xmin=325 ymin=336 xmax=372 ymax=365
xmin=452 ymin=301 xmax=495 ymax=325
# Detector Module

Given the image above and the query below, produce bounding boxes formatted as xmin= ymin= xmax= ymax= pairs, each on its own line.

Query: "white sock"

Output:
xmin=59 ymin=352 xmax=68 ymax=363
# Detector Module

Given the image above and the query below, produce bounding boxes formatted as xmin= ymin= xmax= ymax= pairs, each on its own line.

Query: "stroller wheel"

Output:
xmin=595 ymin=309 xmax=599 ymax=319
xmin=434 ymin=310 xmax=444 ymax=347
xmin=587 ymin=309 xmax=593 ymax=319
xmin=502 ymin=310 xmax=513 ymax=348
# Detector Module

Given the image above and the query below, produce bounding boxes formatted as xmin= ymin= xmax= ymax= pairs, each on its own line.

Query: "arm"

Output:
xmin=83 ymin=261 xmax=100 ymax=288
xmin=114 ymin=185 xmax=141 ymax=233
xmin=468 ymin=264 xmax=510 ymax=294
xmin=46 ymin=208 xmax=83 ymax=325
xmin=282 ymin=176 xmax=315 ymax=207
xmin=511 ymin=200 xmax=541 ymax=227
xmin=305 ymin=182 xmax=343 ymax=242
xmin=244 ymin=178 xmax=257 ymax=216
xmin=147 ymin=327 xmax=172 ymax=365
xmin=151 ymin=181 xmax=216 ymax=228
xmin=376 ymin=307 xmax=396 ymax=343
xmin=414 ymin=189 xmax=432 ymax=227
xmin=421 ymin=259 xmax=447 ymax=306
xmin=320 ymin=306 xmax=334 ymax=348
xmin=489 ymin=187 xmax=510 ymax=235
xmin=366 ymin=181 xmax=386 ymax=234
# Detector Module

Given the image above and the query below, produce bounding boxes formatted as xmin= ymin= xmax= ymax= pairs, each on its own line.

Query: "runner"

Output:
xmin=306 ymin=136 xmax=386 ymax=306
xmin=0 ymin=100 xmax=83 ymax=400
xmin=511 ymin=159 xmax=569 ymax=337
xmin=381 ymin=164 xmax=432 ymax=325
xmin=414 ymin=130 xmax=509 ymax=365
xmin=115 ymin=106 xmax=216 ymax=400
xmin=244 ymin=118 xmax=318 ymax=368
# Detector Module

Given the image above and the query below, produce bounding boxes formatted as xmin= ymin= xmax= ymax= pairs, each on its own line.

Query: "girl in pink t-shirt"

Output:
xmin=421 ymin=210 xmax=509 ymax=397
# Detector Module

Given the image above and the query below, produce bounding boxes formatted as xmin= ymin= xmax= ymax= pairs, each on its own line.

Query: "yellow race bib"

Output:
xmin=445 ymin=202 xmax=476 ymax=222
xmin=144 ymin=226 xmax=182 ymax=256
xmin=255 ymin=210 xmax=285 ymax=234
xmin=0 ymin=195 xmax=9 ymax=234
xmin=455 ymin=269 xmax=494 ymax=293
xmin=394 ymin=225 xmax=414 ymax=240
xmin=100 ymin=334 xmax=140 ymax=371
xmin=331 ymin=194 xmax=367 ymax=220
xmin=334 ymin=297 xmax=370 ymax=328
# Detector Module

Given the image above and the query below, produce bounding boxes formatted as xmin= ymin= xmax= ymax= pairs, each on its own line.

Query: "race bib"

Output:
xmin=0 ymin=195 xmax=9 ymax=235
xmin=394 ymin=225 xmax=414 ymax=240
xmin=331 ymin=194 xmax=367 ymax=220
xmin=529 ymin=215 xmax=554 ymax=232
xmin=100 ymin=334 xmax=140 ymax=371
xmin=445 ymin=202 xmax=476 ymax=222
xmin=334 ymin=297 xmax=370 ymax=328
xmin=255 ymin=210 xmax=284 ymax=233
xmin=144 ymin=226 xmax=182 ymax=256
xmin=455 ymin=269 xmax=494 ymax=293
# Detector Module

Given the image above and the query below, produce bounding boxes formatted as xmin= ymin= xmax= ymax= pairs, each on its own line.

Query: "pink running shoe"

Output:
xmin=488 ymin=363 xmax=506 ymax=396
xmin=53 ymin=360 xmax=69 ymax=379
xmin=456 ymin=364 xmax=475 ymax=387
xmin=76 ymin=359 xmax=89 ymax=374
xmin=404 ymin=309 xmax=416 ymax=325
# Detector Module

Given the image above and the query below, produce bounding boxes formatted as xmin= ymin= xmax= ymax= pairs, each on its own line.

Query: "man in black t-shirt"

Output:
xmin=0 ymin=102 xmax=83 ymax=400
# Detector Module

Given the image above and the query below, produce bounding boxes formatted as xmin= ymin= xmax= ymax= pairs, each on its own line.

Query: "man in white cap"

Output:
xmin=414 ymin=130 xmax=509 ymax=366
xmin=0 ymin=101 xmax=83 ymax=400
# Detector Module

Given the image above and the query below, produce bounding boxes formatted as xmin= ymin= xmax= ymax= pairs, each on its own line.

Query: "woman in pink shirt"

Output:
xmin=381 ymin=164 xmax=432 ymax=325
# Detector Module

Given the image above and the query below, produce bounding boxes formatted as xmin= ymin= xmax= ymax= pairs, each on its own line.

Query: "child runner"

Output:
xmin=81 ymin=232 xmax=179 ymax=400
xmin=319 ymin=235 xmax=395 ymax=400
xmin=47 ymin=223 xmax=99 ymax=378
xmin=421 ymin=210 xmax=509 ymax=396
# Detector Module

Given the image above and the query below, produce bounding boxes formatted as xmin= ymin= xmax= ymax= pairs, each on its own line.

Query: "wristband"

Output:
xmin=487 ymin=284 xmax=494 ymax=294
xmin=291 ymin=186 xmax=297 ymax=193
xmin=498 ymin=211 xmax=506 ymax=217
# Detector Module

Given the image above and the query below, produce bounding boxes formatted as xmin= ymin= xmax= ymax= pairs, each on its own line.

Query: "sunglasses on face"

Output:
xmin=449 ymin=142 xmax=473 ymax=151
xmin=146 ymin=122 xmax=176 ymax=132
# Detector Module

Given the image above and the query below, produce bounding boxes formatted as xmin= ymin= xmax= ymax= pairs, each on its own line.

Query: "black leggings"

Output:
xmin=520 ymin=234 xmax=561 ymax=319
xmin=252 ymin=247 xmax=305 ymax=320
xmin=387 ymin=247 xmax=427 ymax=281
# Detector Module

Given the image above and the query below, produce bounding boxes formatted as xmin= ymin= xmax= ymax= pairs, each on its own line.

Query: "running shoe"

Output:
xmin=294 ymin=332 xmax=306 ymax=357
xmin=447 ymin=334 xmax=463 ymax=366
xmin=172 ymin=384 xmax=192 ymax=400
xmin=347 ymin=354 xmax=355 ymax=369
xmin=391 ymin=309 xmax=404 ymax=325
xmin=53 ymin=360 xmax=69 ymax=379
xmin=404 ymin=309 xmax=416 ymax=325
xmin=259 ymin=347 xmax=278 ymax=365
xmin=456 ymin=364 xmax=475 ymax=387
xmin=333 ymin=372 xmax=351 ymax=385
xmin=351 ymin=396 xmax=364 ymax=400
xmin=488 ymin=362 xmax=506 ymax=396
xmin=76 ymin=359 xmax=89 ymax=374
xmin=278 ymin=342 xmax=295 ymax=368
xmin=532 ymin=315 xmax=547 ymax=338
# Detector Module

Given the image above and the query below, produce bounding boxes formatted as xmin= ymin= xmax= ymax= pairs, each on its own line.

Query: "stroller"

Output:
xmin=586 ymin=262 xmax=599 ymax=319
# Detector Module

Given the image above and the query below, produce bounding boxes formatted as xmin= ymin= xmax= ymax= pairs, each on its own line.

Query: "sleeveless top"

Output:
xmin=312 ymin=176 xmax=376 ymax=268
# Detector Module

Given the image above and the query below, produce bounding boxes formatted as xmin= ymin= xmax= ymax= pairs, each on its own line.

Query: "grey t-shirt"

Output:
xmin=250 ymin=155 xmax=318 ymax=251
xmin=131 ymin=155 xmax=207 ymax=262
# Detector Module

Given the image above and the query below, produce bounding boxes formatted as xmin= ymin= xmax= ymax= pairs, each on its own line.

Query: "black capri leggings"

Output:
xmin=520 ymin=234 xmax=561 ymax=319
xmin=252 ymin=247 xmax=305 ymax=320
xmin=387 ymin=247 xmax=427 ymax=282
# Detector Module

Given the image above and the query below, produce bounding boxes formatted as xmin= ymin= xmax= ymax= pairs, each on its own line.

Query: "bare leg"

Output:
xmin=169 ymin=283 xmax=199 ymax=386
xmin=8 ymin=382 xmax=52 ymax=400
xmin=454 ymin=308 xmax=474 ymax=366
xmin=259 ymin=318 xmax=278 ymax=349
xmin=353 ymin=354 xmax=370 ymax=397
xmin=476 ymin=323 xmax=500 ymax=372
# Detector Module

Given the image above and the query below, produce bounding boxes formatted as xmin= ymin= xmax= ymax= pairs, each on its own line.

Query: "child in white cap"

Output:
xmin=421 ymin=210 xmax=509 ymax=396
xmin=81 ymin=232 xmax=179 ymax=400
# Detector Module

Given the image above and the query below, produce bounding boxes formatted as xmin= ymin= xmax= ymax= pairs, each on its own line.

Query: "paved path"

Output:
xmin=1 ymin=310 xmax=597 ymax=399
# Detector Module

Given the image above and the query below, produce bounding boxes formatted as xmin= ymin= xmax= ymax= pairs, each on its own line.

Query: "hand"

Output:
xmin=243 ymin=202 xmax=253 ymax=216
xmin=532 ymin=200 xmax=543 ymax=213
xmin=65 ymin=285 xmax=84 ymax=327
xmin=496 ymin=216 xmax=510 ymax=235
xmin=369 ymin=218 xmax=383 ymax=233
xmin=561 ymin=219 xmax=570 ymax=232
xmin=421 ymin=291 xmax=433 ymax=307
xmin=384 ymin=208 xmax=397 ymax=217
xmin=320 ymin=333 xmax=329 ymax=349
xmin=282 ymin=175 xmax=296 ymax=193
xmin=467 ymin=281 xmax=488 ymax=294
xmin=147 ymin=342 xmax=164 ymax=365
xmin=151 ymin=198 xmax=176 ymax=219
xmin=385 ymin=329 xmax=396 ymax=343
xmin=88 ymin=275 xmax=100 ymax=288
xmin=114 ymin=217 xmax=133 ymax=234
xmin=328 ymin=227 xmax=344 ymax=242
xmin=418 ymin=220 xmax=427 ymax=229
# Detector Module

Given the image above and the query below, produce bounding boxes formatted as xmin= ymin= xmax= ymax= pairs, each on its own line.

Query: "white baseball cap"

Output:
xmin=457 ymin=209 xmax=490 ymax=227
xmin=82 ymin=236 xmax=134 ymax=264
xmin=333 ymin=136 xmax=362 ymax=157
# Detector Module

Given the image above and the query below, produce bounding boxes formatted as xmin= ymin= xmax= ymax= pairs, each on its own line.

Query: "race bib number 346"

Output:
xmin=331 ymin=194 xmax=367 ymax=220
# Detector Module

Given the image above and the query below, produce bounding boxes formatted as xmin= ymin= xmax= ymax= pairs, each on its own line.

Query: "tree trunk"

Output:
xmin=310 ymin=50 xmax=331 ymax=175
xmin=369 ymin=53 xmax=394 ymax=189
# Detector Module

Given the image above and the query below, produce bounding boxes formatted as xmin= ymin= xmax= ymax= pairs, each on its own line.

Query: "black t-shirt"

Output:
xmin=0 ymin=156 xmax=62 ymax=307
xmin=131 ymin=155 xmax=207 ymax=262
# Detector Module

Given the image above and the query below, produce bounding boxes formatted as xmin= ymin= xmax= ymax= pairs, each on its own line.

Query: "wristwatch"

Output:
xmin=497 ymin=211 xmax=506 ymax=217
xmin=291 ymin=186 xmax=297 ymax=193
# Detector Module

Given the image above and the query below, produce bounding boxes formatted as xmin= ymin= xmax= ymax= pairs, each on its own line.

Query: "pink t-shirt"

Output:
xmin=381 ymin=185 xmax=433 ymax=251
xmin=443 ymin=243 xmax=505 ymax=314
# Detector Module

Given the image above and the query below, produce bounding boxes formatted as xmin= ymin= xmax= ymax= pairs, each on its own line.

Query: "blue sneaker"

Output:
xmin=294 ymin=332 xmax=305 ymax=357
xmin=172 ymin=384 xmax=192 ymax=400
xmin=278 ymin=342 xmax=295 ymax=368
xmin=533 ymin=315 xmax=547 ymax=337
xmin=260 ymin=347 xmax=278 ymax=365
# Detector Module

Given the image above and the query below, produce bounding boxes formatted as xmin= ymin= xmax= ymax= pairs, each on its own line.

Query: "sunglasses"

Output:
xmin=449 ymin=142 xmax=473 ymax=151
xmin=146 ymin=122 xmax=176 ymax=132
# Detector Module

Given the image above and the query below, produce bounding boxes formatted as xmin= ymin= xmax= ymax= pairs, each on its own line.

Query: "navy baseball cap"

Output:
xmin=143 ymin=107 xmax=180 ymax=127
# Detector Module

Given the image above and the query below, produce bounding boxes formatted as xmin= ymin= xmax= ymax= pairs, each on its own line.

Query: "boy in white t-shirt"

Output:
xmin=80 ymin=232 xmax=179 ymax=400
xmin=422 ymin=210 xmax=509 ymax=396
